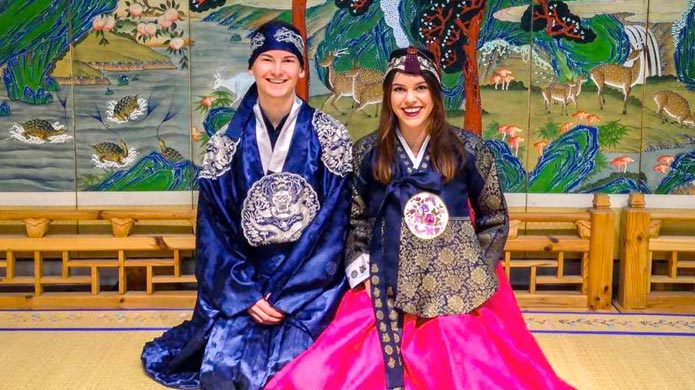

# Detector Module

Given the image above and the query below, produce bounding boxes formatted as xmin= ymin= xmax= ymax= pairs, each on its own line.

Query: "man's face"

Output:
xmin=249 ymin=50 xmax=305 ymax=102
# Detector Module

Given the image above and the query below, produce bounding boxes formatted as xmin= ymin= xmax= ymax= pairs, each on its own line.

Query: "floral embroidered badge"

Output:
xmin=403 ymin=192 xmax=449 ymax=240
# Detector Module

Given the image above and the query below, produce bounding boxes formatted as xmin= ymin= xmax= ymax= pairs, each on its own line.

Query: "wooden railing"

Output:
xmin=0 ymin=196 xmax=616 ymax=310
xmin=0 ymin=209 xmax=197 ymax=308
xmin=504 ymin=193 xmax=615 ymax=310
xmin=618 ymin=193 xmax=695 ymax=312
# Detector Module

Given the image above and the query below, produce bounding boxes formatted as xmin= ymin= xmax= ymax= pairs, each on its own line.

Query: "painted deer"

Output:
xmin=212 ymin=67 xmax=255 ymax=106
xmin=350 ymin=67 xmax=384 ymax=116
xmin=589 ymin=49 xmax=643 ymax=115
xmin=318 ymin=49 xmax=357 ymax=115
xmin=653 ymin=90 xmax=695 ymax=127
xmin=352 ymin=82 xmax=383 ymax=119
xmin=541 ymin=75 xmax=587 ymax=115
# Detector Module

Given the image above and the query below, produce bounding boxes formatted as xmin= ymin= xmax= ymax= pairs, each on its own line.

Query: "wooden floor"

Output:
xmin=1 ymin=307 xmax=695 ymax=390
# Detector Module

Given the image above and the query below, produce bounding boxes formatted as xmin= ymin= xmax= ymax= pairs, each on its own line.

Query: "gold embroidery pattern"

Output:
xmin=369 ymin=258 xmax=404 ymax=385
xmin=396 ymin=219 xmax=498 ymax=318
xmin=345 ymin=133 xmax=378 ymax=271
xmin=345 ymin=186 xmax=373 ymax=272
xmin=454 ymin=127 xmax=509 ymax=269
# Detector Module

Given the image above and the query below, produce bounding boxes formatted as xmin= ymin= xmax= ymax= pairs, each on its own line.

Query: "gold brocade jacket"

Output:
xmin=345 ymin=127 xmax=509 ymax=318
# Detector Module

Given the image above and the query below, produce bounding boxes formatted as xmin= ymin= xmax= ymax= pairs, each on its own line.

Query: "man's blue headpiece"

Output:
xmin=248 ymin=21 xmax=305 ymax=68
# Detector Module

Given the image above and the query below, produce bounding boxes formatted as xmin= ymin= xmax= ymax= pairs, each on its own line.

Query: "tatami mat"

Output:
xmin=1 ymin=310 xmax=694 ymax=390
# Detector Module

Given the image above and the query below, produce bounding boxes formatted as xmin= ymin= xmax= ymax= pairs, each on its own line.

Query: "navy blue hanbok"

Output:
xmin=141 ymin=86 xmax=352 ymax=390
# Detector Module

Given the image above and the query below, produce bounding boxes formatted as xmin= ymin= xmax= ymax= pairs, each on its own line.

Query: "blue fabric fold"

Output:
xmin=141 ymin=84 xmax=350 ymax=390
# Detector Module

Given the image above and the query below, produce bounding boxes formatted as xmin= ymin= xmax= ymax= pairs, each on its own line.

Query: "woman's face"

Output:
xmin=389 ymin=72 xmax=433 ymax=134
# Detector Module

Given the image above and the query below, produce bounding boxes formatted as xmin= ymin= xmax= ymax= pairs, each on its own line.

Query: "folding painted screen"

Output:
xmin=0 ymin=0 xmax=693 ymax=207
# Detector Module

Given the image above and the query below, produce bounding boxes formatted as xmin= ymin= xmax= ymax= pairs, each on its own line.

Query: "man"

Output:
xmin=141 ymin=21 xmax=353 ymax=390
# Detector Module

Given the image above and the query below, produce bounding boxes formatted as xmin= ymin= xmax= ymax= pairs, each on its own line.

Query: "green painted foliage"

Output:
xmin=655 ymin=150 xmax=695 ymax=194
xmin=528 ymin=126 xmax=599 ymax=193
xmin=675 ymin=4 xmax=695 ymax=89
xmin=89 ymin=152 xmax=198 ymax=191
xmin=597 ymin=121 xmax=629 ymax=149
xmin=536 ymin=14 xmax=629 ymax=79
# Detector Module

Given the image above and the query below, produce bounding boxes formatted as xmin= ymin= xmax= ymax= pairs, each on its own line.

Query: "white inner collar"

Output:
xmin=396 ymin=128 xmax=430 ymax=169
xmin=253 ymin=97 xmax=302 ymax=174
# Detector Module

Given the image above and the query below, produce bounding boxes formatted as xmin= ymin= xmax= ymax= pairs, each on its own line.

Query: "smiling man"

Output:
xmin=141 ymin=21 xmax=354 ymax=390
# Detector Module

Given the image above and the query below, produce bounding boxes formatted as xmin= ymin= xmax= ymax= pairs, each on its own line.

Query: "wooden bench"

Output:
xmin=0 ymin=208 xmax=197 ymax=308
xmin=505 ymin=193 xmax=615 ymax=310
xmin=0 ymin=196 xmax=616 ymax=310
xmin=618 ymin=193 xmax=695 ymax=312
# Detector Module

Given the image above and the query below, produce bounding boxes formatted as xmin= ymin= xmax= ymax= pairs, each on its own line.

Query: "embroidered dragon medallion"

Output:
xmin=403 ymin=192 xmax=449 ymax=240
xmin=312 ymin=110 xmax=352 ymax=177
xmin=241 ymin=172 xmax=320 ymax=246
xmin=198 ymin=133 xmax=239 ymax=180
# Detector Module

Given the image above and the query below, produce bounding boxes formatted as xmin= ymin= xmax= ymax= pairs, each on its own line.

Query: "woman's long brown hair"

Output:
xmin=373 ymin=70 xmax=465 ymax=184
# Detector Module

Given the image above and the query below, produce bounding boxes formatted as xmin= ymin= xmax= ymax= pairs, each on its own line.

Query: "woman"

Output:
xmin=265 ymin=47 xmax=574 ymax=390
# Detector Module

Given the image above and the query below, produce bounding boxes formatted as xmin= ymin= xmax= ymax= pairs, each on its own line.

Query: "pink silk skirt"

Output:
xmin=265 ymin=263 xmax=575 ymax=390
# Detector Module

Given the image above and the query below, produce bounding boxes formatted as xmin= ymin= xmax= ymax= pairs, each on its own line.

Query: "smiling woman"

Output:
xmin=389 ymin=73 xmax=434 ymax=139
xmin=265 ymin=46 xmax=575 ymax=390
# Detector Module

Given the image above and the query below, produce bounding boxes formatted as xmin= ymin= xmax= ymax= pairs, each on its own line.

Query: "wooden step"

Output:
xmin=514 ymin=291 xmax=588 ymax=308
xmin=650 ymin=237 xmax=695 ymax=252
xmin=152 ymin=275 xmax=197 ymax=284
xmin=0 ymin=276 xmax=34 ymax=285
xmin=40 ymin=276 xmax=92 ymax=284
xmin=651 ymin=275 xmax=695 ymax=284
xmin=123 ymin=259 xmax=175 ymax=267
xmin=505 ymin=236 xmax=589 ymax=252
xmin=0 ymin=290 xmax=198 ymax=309
xmin=67 ymin=259 xmax=119 ymax=268
xmin=536 ymin=275 xmax=583 ymax=284
xmin=0 ymin=235 xmax=195 ymax=251
xmin=509 ymin=259 xmax=559 ymax=268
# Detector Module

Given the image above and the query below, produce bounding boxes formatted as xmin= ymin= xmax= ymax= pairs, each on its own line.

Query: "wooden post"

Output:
xmin=118 ymin=250 xmax=127 ymax=295
xmin=6 ymin=251 xmax=15 ymax=280
xmin=34 ymin=251 xmax=43 ymax=295
xmin=91 ymin=266 xmax=100 ymax=295
xmin=292 ymin=0 xmax=309 ymax=100
xmin=619 ymin=193 xmax=650 ymax=310
xmin=587 ymin=193 xmax=615 ymax=310
xmin=62 ymin=251 xmax=70 ymax=278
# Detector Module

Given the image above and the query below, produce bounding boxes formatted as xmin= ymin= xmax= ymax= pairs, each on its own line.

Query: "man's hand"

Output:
xmin=248 ymin=297 xmax=285 ymax=325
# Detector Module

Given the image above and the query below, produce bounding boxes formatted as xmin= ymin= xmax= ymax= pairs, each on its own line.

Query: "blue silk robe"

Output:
xmin=142 ymin=89 xmax=352 ymax=390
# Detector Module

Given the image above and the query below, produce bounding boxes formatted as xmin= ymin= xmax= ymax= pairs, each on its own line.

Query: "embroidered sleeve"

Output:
xmin=345 ymin=185 xmax=371 ymax=288
xmin=468 ymin=137 xmax=509 ymax=267
xmin=345 ymin=134 xmax=377 ymax=288
xmin=312 ymin=110 xmax=353 ymax=177
xmin=198 ymin=132 xmax=239 ymax=180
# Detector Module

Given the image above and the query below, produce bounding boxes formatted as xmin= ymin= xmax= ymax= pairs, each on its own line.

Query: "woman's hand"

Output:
xmin=248 ymin=296 xmax=285 ymax=325
xmin=362 ymin=279 xmax=372 ymax=300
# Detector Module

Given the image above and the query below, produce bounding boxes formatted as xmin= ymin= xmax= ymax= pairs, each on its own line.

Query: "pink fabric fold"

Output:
xmin=265 ymin=263 xmax=575 ymax=390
